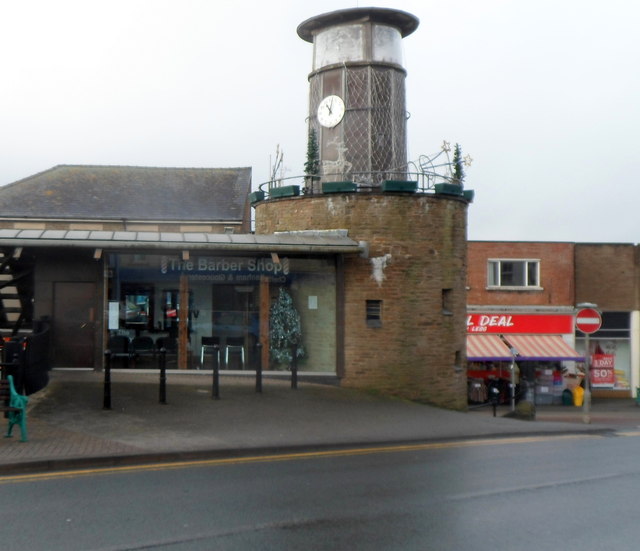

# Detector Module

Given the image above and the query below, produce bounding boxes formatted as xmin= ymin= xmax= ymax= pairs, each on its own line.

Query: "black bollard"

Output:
xmin=212 ymin=344 xmax=220 ymax=399
xmin=290 ymin=346 xmax=298 ymax=390
xmin=103 ymin=350 xmax=112 ymax=410
xmin=255 ymin=342 xmax=263 ymax=393
xmin=159 ymin=348 xmax=167 ymax=404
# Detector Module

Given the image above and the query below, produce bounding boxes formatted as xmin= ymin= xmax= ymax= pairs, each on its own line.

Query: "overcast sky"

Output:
xmin=1 ymin=0 xmax=638 ymax=243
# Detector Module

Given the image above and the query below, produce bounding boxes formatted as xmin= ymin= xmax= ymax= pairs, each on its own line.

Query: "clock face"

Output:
xmin=317 ymin=95 xmax=345 ymax=128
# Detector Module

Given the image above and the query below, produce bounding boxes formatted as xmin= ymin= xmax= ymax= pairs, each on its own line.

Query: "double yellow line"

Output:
xmin=0 ymin=433 xmax=602 ymax=485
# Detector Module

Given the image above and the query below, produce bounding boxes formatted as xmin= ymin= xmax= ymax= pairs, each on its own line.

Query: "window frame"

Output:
xmin=486 ymin=258 xmax=542 ymax=290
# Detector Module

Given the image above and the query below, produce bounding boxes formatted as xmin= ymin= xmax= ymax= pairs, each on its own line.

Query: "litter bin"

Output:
xmin=562 ymin=388 xmax=574 ymax=406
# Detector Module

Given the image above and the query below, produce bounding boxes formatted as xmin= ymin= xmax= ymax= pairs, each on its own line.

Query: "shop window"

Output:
xmin=574 ymin=311 xmax=630 ymax=339
xmin=487 ymin=259 xmax=540 ymax=289
xmin=366 ymin=300 xmax=382 ymax=328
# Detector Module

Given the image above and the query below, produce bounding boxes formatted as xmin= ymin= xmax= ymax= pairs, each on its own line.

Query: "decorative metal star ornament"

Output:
xmin=463 ymin=154 xmax=473 ymax=167
xmin=441 ymin=140 xmax=451 ymax=153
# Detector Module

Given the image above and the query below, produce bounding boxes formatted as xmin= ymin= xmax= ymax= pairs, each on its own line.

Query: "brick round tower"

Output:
xmin=254 ymin=8 xmax=470 ymax=410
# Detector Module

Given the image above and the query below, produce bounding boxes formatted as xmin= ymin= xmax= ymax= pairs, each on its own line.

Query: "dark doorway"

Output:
xmin=53 ymin=282 xmax=96 ymax=367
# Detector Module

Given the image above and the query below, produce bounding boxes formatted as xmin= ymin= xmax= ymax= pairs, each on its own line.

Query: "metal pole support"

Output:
xmin=510 ymin=359 xmax=516 ymax=413
xmin=159 ymin=348 xmax=167 ymax=404
xmin=212 ymin=344 xmax=220 ymax=399
xmin=103 ymin=350 xmax=112 ymax=410
xmin=583 ymin=332 xmax=591 ymax=424
xmin=255 ymin=343 xmax=263 ymax=393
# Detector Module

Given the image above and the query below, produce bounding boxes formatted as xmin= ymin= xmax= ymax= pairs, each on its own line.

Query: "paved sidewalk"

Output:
xmin=0 ymin=369 xmax=638 ymax=474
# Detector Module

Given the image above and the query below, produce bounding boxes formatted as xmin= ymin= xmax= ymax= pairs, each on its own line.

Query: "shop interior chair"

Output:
xmin=224 ymin=337 xmax=245 ymax=370
xmin=131 ymin=336 xmax=156 ymax=366
xmin=200 ymin=336 xmax=221 ymax=368
xmin=107 ymin=335 xmax=131 ymax=368
xmin=156 ymin=336 xmax=177 ymax=352
xmin=156 ymin=337 xmax=178 ymax=366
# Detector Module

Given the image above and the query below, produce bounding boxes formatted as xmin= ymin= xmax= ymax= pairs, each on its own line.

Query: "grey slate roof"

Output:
xmin=0 ymin=165 xmax=251 ymax=222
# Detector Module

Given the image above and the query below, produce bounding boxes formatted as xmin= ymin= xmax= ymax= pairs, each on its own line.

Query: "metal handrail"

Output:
xmin=257 ymin=170 xmax=462 ymax=197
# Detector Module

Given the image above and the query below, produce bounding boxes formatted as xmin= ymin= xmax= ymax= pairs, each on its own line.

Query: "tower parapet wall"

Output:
xmin=255 ymin=192 xmax=468 ymax=410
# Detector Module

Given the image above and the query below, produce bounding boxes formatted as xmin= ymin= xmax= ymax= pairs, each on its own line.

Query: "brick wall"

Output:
xmin=467 ymin=241 xmax=575 ymax=307
xmin=575 ymin=243 xmax=638 ymax=310
xmin=255 ymin=193 xmax=469 ymax=409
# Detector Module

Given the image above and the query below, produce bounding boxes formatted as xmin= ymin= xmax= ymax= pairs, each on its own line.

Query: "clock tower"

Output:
xmin=255 ymin=7 xmax=470 ymax=410
xmin=297 ymin=8 xmax=419 ymax=190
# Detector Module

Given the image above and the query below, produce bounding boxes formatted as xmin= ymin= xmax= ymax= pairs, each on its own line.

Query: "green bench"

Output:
xmin=1 ymin=375 xmax=28 ymax=442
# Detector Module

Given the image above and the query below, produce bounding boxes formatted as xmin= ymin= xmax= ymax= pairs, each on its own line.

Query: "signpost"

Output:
xmin=575 ymin=308 xmax=602 ymax=335
xmin=575 ymin=305 xmax=602 ymax=424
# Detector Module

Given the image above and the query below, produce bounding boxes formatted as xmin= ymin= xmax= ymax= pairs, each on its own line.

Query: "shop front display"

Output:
xmin=107 ymin=253 xmax=338 ymax=372
xmin=466 ymin=312 xmax=584 ymax=405
xmin=575 ymin=312 xmax=632 ymax=396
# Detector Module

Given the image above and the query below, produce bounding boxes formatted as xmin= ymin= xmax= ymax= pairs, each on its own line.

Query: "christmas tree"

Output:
xmin=304 ymin=128 xmax=320 ymax=191
xmin=269 ymin=287 xmax=305 ymax=366
xmin=452 ymin=143 xmax=465 ymax=185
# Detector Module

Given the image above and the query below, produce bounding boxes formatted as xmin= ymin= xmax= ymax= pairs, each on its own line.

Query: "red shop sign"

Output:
xmin=466 ymin=314 xmax=574 ymax=334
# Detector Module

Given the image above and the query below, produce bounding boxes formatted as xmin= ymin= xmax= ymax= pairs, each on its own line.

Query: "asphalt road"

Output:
xmin=1 ymin=433 xmax=639 ymax=550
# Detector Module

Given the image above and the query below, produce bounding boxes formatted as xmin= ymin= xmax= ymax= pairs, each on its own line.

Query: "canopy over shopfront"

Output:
xmin=466 ymin=334 xmax=584 ymax=362
xmin=0 ymin=228 xmax=363 ymax=254
xmin=466 ymin=334 xmax=513 ymax=362
xmin=503 ymin=335 xmax=584 ymax=362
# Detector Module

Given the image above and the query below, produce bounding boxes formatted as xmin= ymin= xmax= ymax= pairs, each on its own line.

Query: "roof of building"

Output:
xmin=0 ymin=165 xmax=251 ymax=222
xmin=297 ymin=7 xmax=419 ymax=41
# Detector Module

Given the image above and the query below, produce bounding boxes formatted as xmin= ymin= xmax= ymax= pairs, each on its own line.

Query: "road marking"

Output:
xmin=0 ymin=433 xmax=603 ymax=485
xmin=617 ymin=430 xmax=640 ymax=437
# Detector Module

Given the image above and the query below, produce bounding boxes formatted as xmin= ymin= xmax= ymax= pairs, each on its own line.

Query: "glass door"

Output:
xmin=210 ymin=285 xmax=259 ymax=369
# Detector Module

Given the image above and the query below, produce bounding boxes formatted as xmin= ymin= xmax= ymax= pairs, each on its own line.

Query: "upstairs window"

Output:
xmin=487 ymin=259 xmax=540 ymax=289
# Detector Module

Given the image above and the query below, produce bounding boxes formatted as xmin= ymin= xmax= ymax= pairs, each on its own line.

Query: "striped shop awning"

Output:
xmin=503 ymin=335 xmax=584 ymax=362
xmin=466 ymin=334 xmax=513 ymax=362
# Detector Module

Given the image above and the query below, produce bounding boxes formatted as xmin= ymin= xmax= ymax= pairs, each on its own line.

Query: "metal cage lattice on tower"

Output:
xmin=309 ymin=65 xmax=408 ymax=190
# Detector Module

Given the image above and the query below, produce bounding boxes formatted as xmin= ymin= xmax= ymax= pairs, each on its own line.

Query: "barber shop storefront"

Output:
xmin=0 ymin=228 xmax=360 ymax=374
xmin=107 ymin=251 xmax=339 ymax=372
xmin=0 ymin=166 xmax=365 ymax=378
xmin=466 ymin=312 xmax=584 ymax=405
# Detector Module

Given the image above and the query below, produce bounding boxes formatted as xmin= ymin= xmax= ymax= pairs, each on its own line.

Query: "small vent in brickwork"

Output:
xmin=366 ymin=300 xmax=382 ymax=328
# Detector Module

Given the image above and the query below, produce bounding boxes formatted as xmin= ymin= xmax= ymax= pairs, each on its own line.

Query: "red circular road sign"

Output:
xmin=575 ymin=308 xmax=602 ymax=334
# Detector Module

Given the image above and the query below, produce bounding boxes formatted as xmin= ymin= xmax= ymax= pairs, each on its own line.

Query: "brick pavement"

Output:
xmin=0 ymin=418 xmax=145 ymax=472
xmin=0 ymin=369 xmax=637 ymax=474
